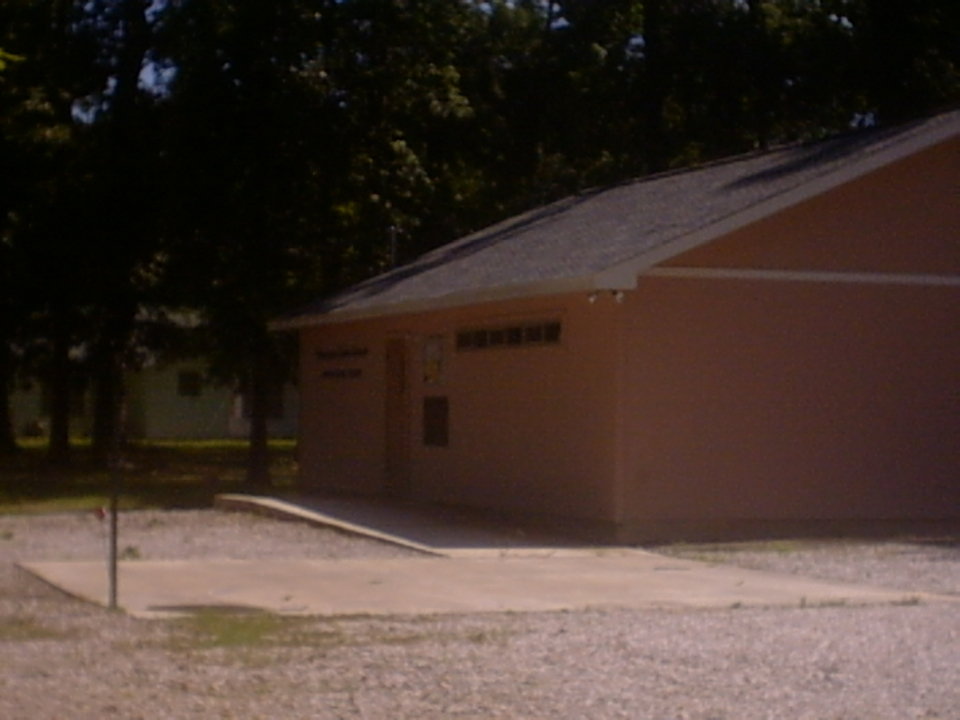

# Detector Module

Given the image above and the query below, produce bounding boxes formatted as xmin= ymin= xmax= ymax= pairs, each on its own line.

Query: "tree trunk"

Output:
xmin=47 ymin=305 xmax=71 ymax=465
xmin=90 ymin=299 xmax=135 ymax=466
xmin=0 ymin=339 xmax=19 ymax=455
xmin=246 ymin=347 xmax=271 ymax=488
xmin=85 ymin=0 xmax=146 ymax=469
xmin=91 ymin=348 xmax=122 ymax=467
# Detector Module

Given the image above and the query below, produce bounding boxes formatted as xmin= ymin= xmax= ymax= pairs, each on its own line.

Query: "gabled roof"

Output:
xmin=275 ymin=110 xmax=960 ymax=329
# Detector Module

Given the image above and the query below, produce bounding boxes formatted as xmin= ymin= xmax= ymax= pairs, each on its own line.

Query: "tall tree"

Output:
xmin=0 ymin=42 xmax=23 ymax=454
xmin=161 ymin=0 xmax=495 ymax=485
xmin=4 ymin=0 xmax=958 ymax=478
xmin=161 ymin=0 xmax=334 ymax=486
xmin=856 ymin=0 xmax=960 ymax=124
xmin=320 ymin=0 xmax=483 ymax=265
xmin=0 ymin=0 xmax=108 ymax=463
xmin=80 ymin=0 xmax=162 ymax=465
xmin=2 ymin=0 xmax=173 ymax=465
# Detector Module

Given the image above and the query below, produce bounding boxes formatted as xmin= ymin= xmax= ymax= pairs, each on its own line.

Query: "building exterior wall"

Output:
xmin=616 ymin=141 xmax=960 ymax=541
xmin=298 ymin=293 xmax=626 ymax=534
xmin=617 ymin=278 xmax=959 ymax=541
xmin=299 ymin=321 xmax=392 ymax=495
xmin=298 ymin=134 xmax=959 ymax=542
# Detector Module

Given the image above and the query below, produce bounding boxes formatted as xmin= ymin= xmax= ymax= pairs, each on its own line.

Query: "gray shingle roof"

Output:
xmin=278 ymin=110 xmax=960 ymax=328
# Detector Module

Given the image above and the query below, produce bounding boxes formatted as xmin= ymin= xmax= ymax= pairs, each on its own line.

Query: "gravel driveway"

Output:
xmin=1 ymin=509 xmax=958 ymax=720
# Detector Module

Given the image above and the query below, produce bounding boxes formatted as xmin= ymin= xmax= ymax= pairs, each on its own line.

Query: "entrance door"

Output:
xmin=384 ymin=337 xmax=411 ymax=497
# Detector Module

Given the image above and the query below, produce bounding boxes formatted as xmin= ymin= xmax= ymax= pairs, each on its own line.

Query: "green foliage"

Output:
xmin=0 ymin=615 xmax=68 ymax=642
xmin=0 ymin=48 xmax=24 ymax=72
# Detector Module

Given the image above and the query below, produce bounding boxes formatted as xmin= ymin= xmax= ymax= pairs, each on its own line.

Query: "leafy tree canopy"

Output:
xmin=1 ymin=0 xmax=957 ymax=472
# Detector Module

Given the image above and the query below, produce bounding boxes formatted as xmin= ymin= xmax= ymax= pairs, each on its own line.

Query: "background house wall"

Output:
xmin=126 ymin=363 xmax=232 ymax=439
xmin=9 ymin=384 xmax=47 ymax=437
xmin=616 ymin=140 xmax=960 ymax=541
xmin=126 ymin=362 xmax=298 ymax=440
xmin=10 ymin=362 xmax=298 ymax=441
xmin=225 ymin=382 xmax=299 ymax=440
xmin=299 ymin=293 xmax=625 ymax=534
xmin=9 ymin=382 xmax=92 ymax=438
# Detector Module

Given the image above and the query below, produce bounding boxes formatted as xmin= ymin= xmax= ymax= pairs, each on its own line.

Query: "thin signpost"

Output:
xmin=108 ymin=459 xmax=120 ymax=611
xmin=106 ymin=372 xmax=126 ymax=612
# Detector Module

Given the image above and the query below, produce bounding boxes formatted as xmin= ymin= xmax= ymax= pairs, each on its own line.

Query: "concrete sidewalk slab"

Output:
xmin=18 ymin=552 xmax=949 ymax=619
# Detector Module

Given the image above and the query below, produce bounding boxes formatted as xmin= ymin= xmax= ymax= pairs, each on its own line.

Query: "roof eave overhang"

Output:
xmin=269 ymin=273 xmax=619 ymax=330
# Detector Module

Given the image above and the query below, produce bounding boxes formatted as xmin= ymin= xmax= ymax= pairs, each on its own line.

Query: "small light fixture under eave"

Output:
xmin=613 ymin=290 xmax=625 ymax=303
xmin=587 ymin=292 xmax=599 ymax=304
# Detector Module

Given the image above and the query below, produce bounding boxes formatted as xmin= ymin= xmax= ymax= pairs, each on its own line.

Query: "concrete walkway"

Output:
xmin=19 ymin=494 xmax=956 ymax=619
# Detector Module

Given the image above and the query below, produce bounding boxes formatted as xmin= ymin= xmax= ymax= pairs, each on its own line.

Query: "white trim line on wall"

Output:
xmin=645 ymin=266 xmax=960 ymax=287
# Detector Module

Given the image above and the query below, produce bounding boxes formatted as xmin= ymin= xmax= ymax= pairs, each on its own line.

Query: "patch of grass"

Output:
xmin=747 ymin=539 xmax=806 ymax=554
xmin=120 ymin=545 xmax=142 ymax=560
xmin=665 ymin=551 xmax=722 ymax=565
xmin=166 ymin=612 xmax=511 ymax=656
xmin=892 ymin=596 xmax=922 ymax=606
xmin=465 ymin=629 xmax=512 ymax=644
xmin=661 ymin=539 xmax=809 ymax=556
xmin=797 ymin=596 xmax=856 ymax=609
xmin=0 ymin=494 xmax=120 ymax=516
xmin=169 ymin=610 xmax=346 ymax=652
xmin=0 ymin=439 xmax=298 ymax=514
xmin=177 ymin=610 xmax=300 ymax=649
xmin=654 ymin=538 xmax=851 ymax=567
xmin=0 ymin=616 xmax=68 ymax=642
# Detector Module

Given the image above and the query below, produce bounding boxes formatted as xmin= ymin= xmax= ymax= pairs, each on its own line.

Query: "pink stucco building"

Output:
xmin=276 ymin=111 xmax=960 ymax=542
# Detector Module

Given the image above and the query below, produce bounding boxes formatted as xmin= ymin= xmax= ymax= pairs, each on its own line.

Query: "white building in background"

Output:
xmin=10 ymin=361 xmax=298 ymax=441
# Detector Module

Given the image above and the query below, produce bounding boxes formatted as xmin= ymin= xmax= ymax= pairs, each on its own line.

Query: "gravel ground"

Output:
xmin=1 ymin=509 xmax=958 ymax=720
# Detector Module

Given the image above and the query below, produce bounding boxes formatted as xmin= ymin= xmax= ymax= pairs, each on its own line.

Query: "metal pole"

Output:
xmin=106 ymin=355 xmax=127 ymax=612
xmin=108 ymin=469 xmax=119 ymax=611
